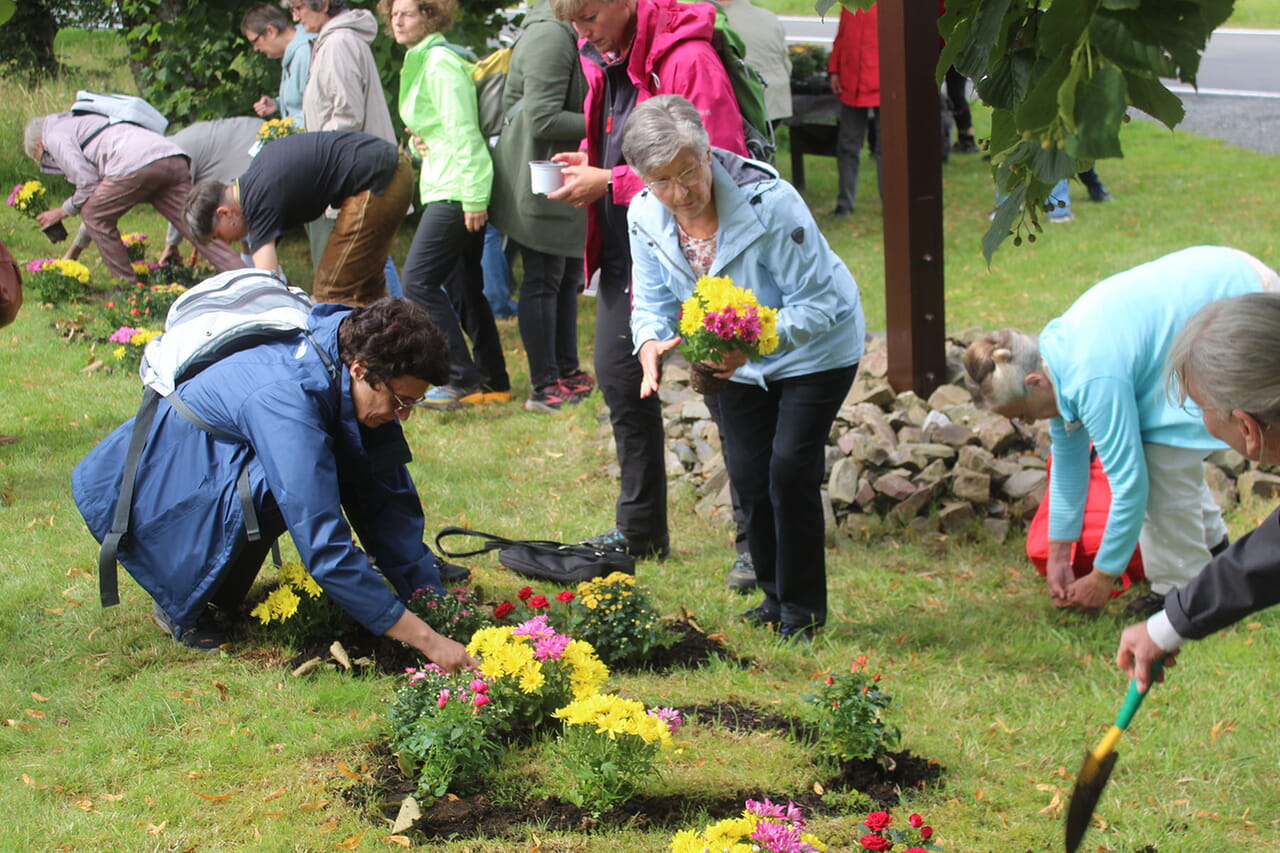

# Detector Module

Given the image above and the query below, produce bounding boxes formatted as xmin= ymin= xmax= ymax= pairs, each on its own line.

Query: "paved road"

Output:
xmin=780 ymin=19 xmax=1280 ymax=154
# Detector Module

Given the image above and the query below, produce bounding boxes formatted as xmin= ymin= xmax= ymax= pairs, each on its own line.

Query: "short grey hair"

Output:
xmin=23 ymin=116 xmax=46 ymax=161
xmin=300 ymin=0 xmax=348 ymax=14
xmin=963 ymin=328 xmax=1045 ymax=410
xmin=183 ymin=179 xmax=229 ymax=244
xmin=621 ymin=95 xmax=711 ymax=179
xmin=1166 ymin=291 xmax=1280 ymax=426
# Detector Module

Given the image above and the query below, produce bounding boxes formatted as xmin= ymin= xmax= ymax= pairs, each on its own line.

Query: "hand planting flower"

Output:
xmin=670 ymin=798 xmax=827 ymax=853
xmin=677 ymin=274 xmax=779 ymax=366
xmin=855 ymin=808 xmax=939 ymax=852
xmin=7 ymin=180 xmax=49 ymax=219
xmin=804 ymin=655 xmax=902 ymax=765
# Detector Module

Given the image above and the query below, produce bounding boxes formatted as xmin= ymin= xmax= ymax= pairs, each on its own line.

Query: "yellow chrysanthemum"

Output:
xmin=278 ymin=562 xmax=323 ymax=599
xmin=251 ymin=585 xmax=300 ymax=624
xmin=129 ymin=329 xmax=162 ymax=347
xmin=50 ymin=259 xmax=91 ymax=284
xmin=561 ymin=639 xmax=610 ymax=698
xmin=554 ymin=692 xmax=672 ymax=745
xmin=112 ymin=345 xmax=127 ymax=361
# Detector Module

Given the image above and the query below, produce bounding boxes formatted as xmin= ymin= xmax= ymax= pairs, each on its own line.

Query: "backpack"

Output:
xmin=434 ymin=526 xmax=636 ymax=584
xmin=97 ymin=270 xmax=338 ymax=608
xmin=71 ymin=90 xmax=169 ymax=146
xmin=431 ymin=42 xmax=517 ymax=139
xmin=679 ymin=0 xmax=775 ymax=163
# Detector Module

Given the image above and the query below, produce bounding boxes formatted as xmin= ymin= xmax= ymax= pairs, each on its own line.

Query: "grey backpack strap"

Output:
xmin=98 ymin=387 xmax=160 ymax=607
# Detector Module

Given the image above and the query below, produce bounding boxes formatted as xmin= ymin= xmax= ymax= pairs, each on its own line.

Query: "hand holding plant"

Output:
xmin=806 ymin=655 xmax=902 ymax=766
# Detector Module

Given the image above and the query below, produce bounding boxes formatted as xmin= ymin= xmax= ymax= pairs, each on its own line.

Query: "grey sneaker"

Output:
xmin=152 ymin=603 xmax=226 ymax=652
xmin=726 ymin=553 xmax=757 ymax=593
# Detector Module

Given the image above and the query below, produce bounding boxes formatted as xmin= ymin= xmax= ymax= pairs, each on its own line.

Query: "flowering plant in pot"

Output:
xmin=256 ymin=117 xmax=300 ymax=143
xmin=857 ymin=809 xmax=939 ymax=852
xmin=387 ymin=664 xmax=504 ymax=798
xmin=7 ymin=180 xmax=48 ymax=219
xmin=23 ymin=258 xmax=91 ymax=305
xmin=678 ymin=274 xmax=778 ymax=394
xmin=550 ymin=694 xmax=681 ymax=812
xmin=466 ymin=614 xmax=609 ymax=731
xmin=805 ymin=655 xmax=902 ymax=768
xmin=669 ymin=797 xmax=827 ymax=852
xmin=121 ymin=231 xmax=148 ymax=262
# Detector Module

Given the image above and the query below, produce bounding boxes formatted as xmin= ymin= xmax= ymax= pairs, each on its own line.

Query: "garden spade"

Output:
xmin=1064 ymin=662 xmax=1162 ymax=853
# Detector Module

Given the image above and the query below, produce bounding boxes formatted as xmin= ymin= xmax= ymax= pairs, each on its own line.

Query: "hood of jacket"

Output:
xmin=580 ymin=0 xmax=717 ymax=82
xmin=316 ymin=8 xmax=378 ymax=47
xmin=522 ymin=0 xmax=559 ymax=29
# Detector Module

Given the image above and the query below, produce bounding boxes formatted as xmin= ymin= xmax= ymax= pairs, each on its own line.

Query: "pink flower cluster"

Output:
xmin=25 ymin=259 xmax=57 ymax=273
xmin=647 ymin=706 xmax=683 ymax=736
xmin=436 ymin=679 xmax=490 ymax=710
xmin=703 ymin=304 xmax=763 ymax=343
xmin=513 ymin=614 xmax=572 ymax=661
xmin=6 ymin=184 xmax=21 ymax=207
xmin=109 ymin=326 xmax=142 ymax=343
xmin=744 ymin=799 xmax=820 ymax=853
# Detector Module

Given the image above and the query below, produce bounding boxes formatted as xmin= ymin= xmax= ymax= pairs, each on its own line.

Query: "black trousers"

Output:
xmin=719 ymin=364 xmax=857 ymax=625
xmin=514 ymin=242 xmax=582 ymax=390
xmin=402 ymin=201 xmax=510 ymax=391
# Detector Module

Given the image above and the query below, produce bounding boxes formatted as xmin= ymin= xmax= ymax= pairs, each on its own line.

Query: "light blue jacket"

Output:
xmin=1042 ymin=245 xmax=1266 ymax=573
xmin=279 ymin=27 xmax=316 ymax=122
xmin=629 ymin=150 xmax=864 ymax=388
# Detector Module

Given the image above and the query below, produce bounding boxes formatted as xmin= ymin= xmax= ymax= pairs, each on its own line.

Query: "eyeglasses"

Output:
xmin=389 ymin=388 xmax=427 ymax=412
xmin=646 ymin=158 xmax=708 ymax=194
xmin=247 ymin=30 xmax=265 ymax=46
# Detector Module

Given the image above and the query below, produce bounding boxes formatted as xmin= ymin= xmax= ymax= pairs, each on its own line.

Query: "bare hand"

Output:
xmin=159 ymin=243 xmax=182 ymax=266
xmin=463 ymin=210 xmax=488 ymax=232
xmin=829 ymin=72 xmax=843 ymax=97
xmin=37 ymin=207 xmax=68 ymax=229
xmin=409 ymin=132 xmax=429 ymax=158
xmin=547 ymin=152 xmax=609 ymax=208
xmin=253 ymin=96 xmax=278 ymax=118
xmin=1066 ymin=568 xmax=1117 ymax=612
xmin=1044 ymin=541 xmax=1075 ymax=606
xmin=422 ymin=632 xmax=478 ymax=674
xmin=706 ymin=349 xmax=748 ymax=379
xmin=639 ymin=337 xmax=681 ymax=398
xmin=1116 ymin=622 xmax=1177 ymax=692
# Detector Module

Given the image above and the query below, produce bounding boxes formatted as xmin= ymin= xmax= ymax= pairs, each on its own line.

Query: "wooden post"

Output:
xmin=877 ymin=1 xmax=946 ymax=397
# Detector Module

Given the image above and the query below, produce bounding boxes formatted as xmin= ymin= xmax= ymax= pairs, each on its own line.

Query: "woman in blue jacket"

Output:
xmin=73 ymin=297 xmax=474 ymax=671
xmin=625 ymin=96 xmax=866 ymax=640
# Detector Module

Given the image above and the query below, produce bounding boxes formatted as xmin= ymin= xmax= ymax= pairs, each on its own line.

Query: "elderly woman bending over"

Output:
xmin=964 ymin=246 xmax=1278 ymax=616
xmin=625 ymin=95 xmax=865 ymax=640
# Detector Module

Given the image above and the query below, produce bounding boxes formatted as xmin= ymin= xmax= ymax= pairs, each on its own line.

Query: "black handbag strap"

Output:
xmin=434 ymin=526 xmax=584 ymax=559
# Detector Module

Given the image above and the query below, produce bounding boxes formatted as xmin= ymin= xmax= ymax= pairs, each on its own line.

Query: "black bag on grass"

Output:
xmin=434 ymin=526 xmax=635 ymax=584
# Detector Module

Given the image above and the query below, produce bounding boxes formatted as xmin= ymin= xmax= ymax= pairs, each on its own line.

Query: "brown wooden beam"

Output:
xmin=877 ymin=1 xmax=946 ymax=397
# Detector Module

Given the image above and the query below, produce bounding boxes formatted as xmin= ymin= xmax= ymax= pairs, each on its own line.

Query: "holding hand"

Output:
xmin=253 ymin=96 xmax=279 ymax=118
xmin=1116 ymin=621 xmax=1177 ymax=692
xmin=547 ymin=151 xmax=610 ymax=208
xmin=36 ymin=207 xmax=68 ymax=229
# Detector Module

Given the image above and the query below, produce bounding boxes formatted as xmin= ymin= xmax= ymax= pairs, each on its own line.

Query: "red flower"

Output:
xmin=517 ymin=586 xmax=533 ymax=601
xmin=825 ymin=675 xmax=834 ymax=685
xmin=863 ymin=811 xmax=892 ymax=832
xmin=908 ymin=813 xmax=924 ymax=828
xmin=471 ymin=693 xmax=491 ymax=708
xmin=919 ymin=826 xmax=933 ymax=840
xmin=528 ymin=594 xmax=549 ymax=608
xmin=859 ymin=834 xmax=892 ymax=852
xmin=555 ymin=590 xmax=575 ymax=603
xmin=494 ymin=602 xmax=515 ymax=619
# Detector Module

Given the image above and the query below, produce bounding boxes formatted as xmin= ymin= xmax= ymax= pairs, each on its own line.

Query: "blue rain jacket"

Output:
xmin=72 ymin=303 xmax=443 ymax=634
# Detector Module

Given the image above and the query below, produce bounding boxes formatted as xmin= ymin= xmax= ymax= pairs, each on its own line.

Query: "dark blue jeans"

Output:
xmin=514 ymin=241 xmax=581 ymax=390
xmin=402 ymin=201 xmax=509 ymax=391
xmin=719 ymin=364 xmax=857 ymax=626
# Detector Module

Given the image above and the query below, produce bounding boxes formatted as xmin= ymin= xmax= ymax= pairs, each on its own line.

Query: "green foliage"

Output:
xmin=568 ymin=572 xmax=672 ymax=669
xmin=551 ymin=699 xmax=671 ymax=813
xmin=804 ymin=655 xmax=902 ymax=764
xmin=100 ymin=281 xmax=188 ymax=331
xmin=388 ymin=666 xmax=503 ymax=798
xmin=22 ymin=259 xmax=93 ymax=306
xmin=405 ymin=585 xmax=493 ymax=643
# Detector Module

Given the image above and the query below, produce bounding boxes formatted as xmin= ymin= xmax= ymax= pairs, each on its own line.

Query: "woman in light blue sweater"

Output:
xmin=964 ymin=246 xmax=1277 ymax=615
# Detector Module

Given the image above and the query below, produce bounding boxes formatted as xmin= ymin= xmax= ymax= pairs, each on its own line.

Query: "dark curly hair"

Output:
xmin=337 ymin=297 xmax=449 ymax=388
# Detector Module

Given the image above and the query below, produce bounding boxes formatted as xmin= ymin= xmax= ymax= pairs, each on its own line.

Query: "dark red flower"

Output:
xmin=528 ymin=594 xmax=549 ymax=608
xmin=859 ymin=833 xmax=892 ymax=852
xmin=517 ymin=586 xmax=533 ymax=601
xmin=555 ymin=590 xmax=575 ymax=603
xmin=908 ymin=813 xmax=924 ymax=828
xmin=494 ymin=602 xmax=515 ymax=619
xmin=863 ymin=811 xmax=892 ymax=832
xmin=920 ymin=826 xmax=933 ymax=840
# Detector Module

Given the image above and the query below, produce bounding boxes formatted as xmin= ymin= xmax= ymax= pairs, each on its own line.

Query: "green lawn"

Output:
xmin=2 ymin=27 xmax=1280 ymax=853
xmin=758 ymin=0 xmax=1280 ymax=28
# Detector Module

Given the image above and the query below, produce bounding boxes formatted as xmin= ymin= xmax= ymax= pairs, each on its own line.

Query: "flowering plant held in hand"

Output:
xmin=387 ymin=664 xmax=504 ymax=798
xmin=678 ymin=275 xmax=779 ymax=365
xmin=670 ymin=798 xmax=827 ymax=852
xmin=257 ymin=117 xmax=300 ymax=143
xmin=857 ymin=809 xmax=939 ymax=852
xmin=121 ymin=231 xmax=148 ymax=262
xmin=805 ymin=655 xmax=902 ymax=765
xmin=551 ymin=693 xmax=681 ymax=812
xmin=23 ymin=258 xmax=91 ymax=305
xmin=466 ymin=614 xmax=610 ymax=730
xmin=7 ymin=180 xmax=49 ymax=219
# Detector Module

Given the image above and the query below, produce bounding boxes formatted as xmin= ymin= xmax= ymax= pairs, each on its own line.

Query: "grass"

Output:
xmin=3 ymin=28 xmax=1280 ymax=853
xmin=757 ymin=0 xmax=1280 ymax=28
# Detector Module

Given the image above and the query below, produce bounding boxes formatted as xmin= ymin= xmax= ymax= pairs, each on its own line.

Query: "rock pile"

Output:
xmin=611 ymin=336 xmax=1280 ymax=543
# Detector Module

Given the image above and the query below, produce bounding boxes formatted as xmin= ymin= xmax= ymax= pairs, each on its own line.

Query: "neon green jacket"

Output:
xmin=398 ymin=33 xmax=493 ymax=211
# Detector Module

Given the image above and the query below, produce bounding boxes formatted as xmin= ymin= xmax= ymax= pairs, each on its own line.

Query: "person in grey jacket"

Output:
xmin=1117 ymin=285 xmax=1280 ymax=692
xmin=489 ymin=0 xmax=593 ymax=412
xmin=626 ymin=96 xmax=865 ymax=640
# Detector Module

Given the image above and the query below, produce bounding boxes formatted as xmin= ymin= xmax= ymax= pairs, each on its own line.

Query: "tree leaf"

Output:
xmin=954 ymin=0 xmax=1015 ymax=79
xmin=983 ymin=182 xmax=1027 ymax=264
xmin=975 ymin=49 xmax=1035 ymax=110
xmin=1037 ymin=0 xmax=1096 ymax=58
xmin=1066 ymin=64 xmax=1127 ymax=159
xmin=1014 ymin=51 xmax=1071 ymax=130
xmin=1123 ymin=72 xmax=1185 ymax=128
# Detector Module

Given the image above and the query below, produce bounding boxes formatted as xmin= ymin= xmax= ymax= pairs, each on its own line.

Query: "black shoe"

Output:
xmin=741 ymin=603 xmax=781 ymax=627
xmin=778 ymin=621 xmax=820 ymax=643
xmin=152 ymin=603 xmax=226 ymax=652
xmin=953 ymin=134 xmax=980 ymax=154
xmin=582 ymin=527 xmax=669 ymax=561
xmin=726 ymin=553 xmax=757 ymax=593
xmin=831 ymin=207 xmax=851 ymax=218
xmin=437 ymin=560 xmax=471 ymax=583
xmin=1123 ymin=590 xmax=1166 ymax=618
xmin=1087 ymin=184 xmax=1112 ymax=202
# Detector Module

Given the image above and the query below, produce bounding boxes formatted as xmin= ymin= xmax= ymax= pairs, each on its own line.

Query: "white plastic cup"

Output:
xmin=529 ymin=160 xmax=567 ymax=195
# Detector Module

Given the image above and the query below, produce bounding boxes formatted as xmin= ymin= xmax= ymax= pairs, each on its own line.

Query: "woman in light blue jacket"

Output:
xmin=626 ymin=95 xmax=865 ymax=640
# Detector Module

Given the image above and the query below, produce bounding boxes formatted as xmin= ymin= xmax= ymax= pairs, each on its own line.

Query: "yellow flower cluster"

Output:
xmin=249 ymin=561 xmax=323 ymax=624
xmin=45 ymin=259 xmax=91 ymax=284
xmin=131 ymin=261 xmax=151 ymax=277
xmin=10 ymin=180 xmax=45 ymax=211
xmin=553 ymin=693 xmax=672 ymax=745
xmin=677 ymin=275 xmax=779 ymax=356
xmin=669 ymin=814 xmax=827 ymax=853
xmin=576 ymin=571 xmax=638 ymax=611
xmin=466 ymin=626 xmax=610 ymax=700
xmin=129 ymin=328 xmax=161 ymax=347
xmin=257 ymin=117 xmax=300 ymax=142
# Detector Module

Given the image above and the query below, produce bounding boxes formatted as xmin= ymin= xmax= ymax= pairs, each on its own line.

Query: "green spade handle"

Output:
xmin=1115 ymin=660 xmax=1164 ymax=730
